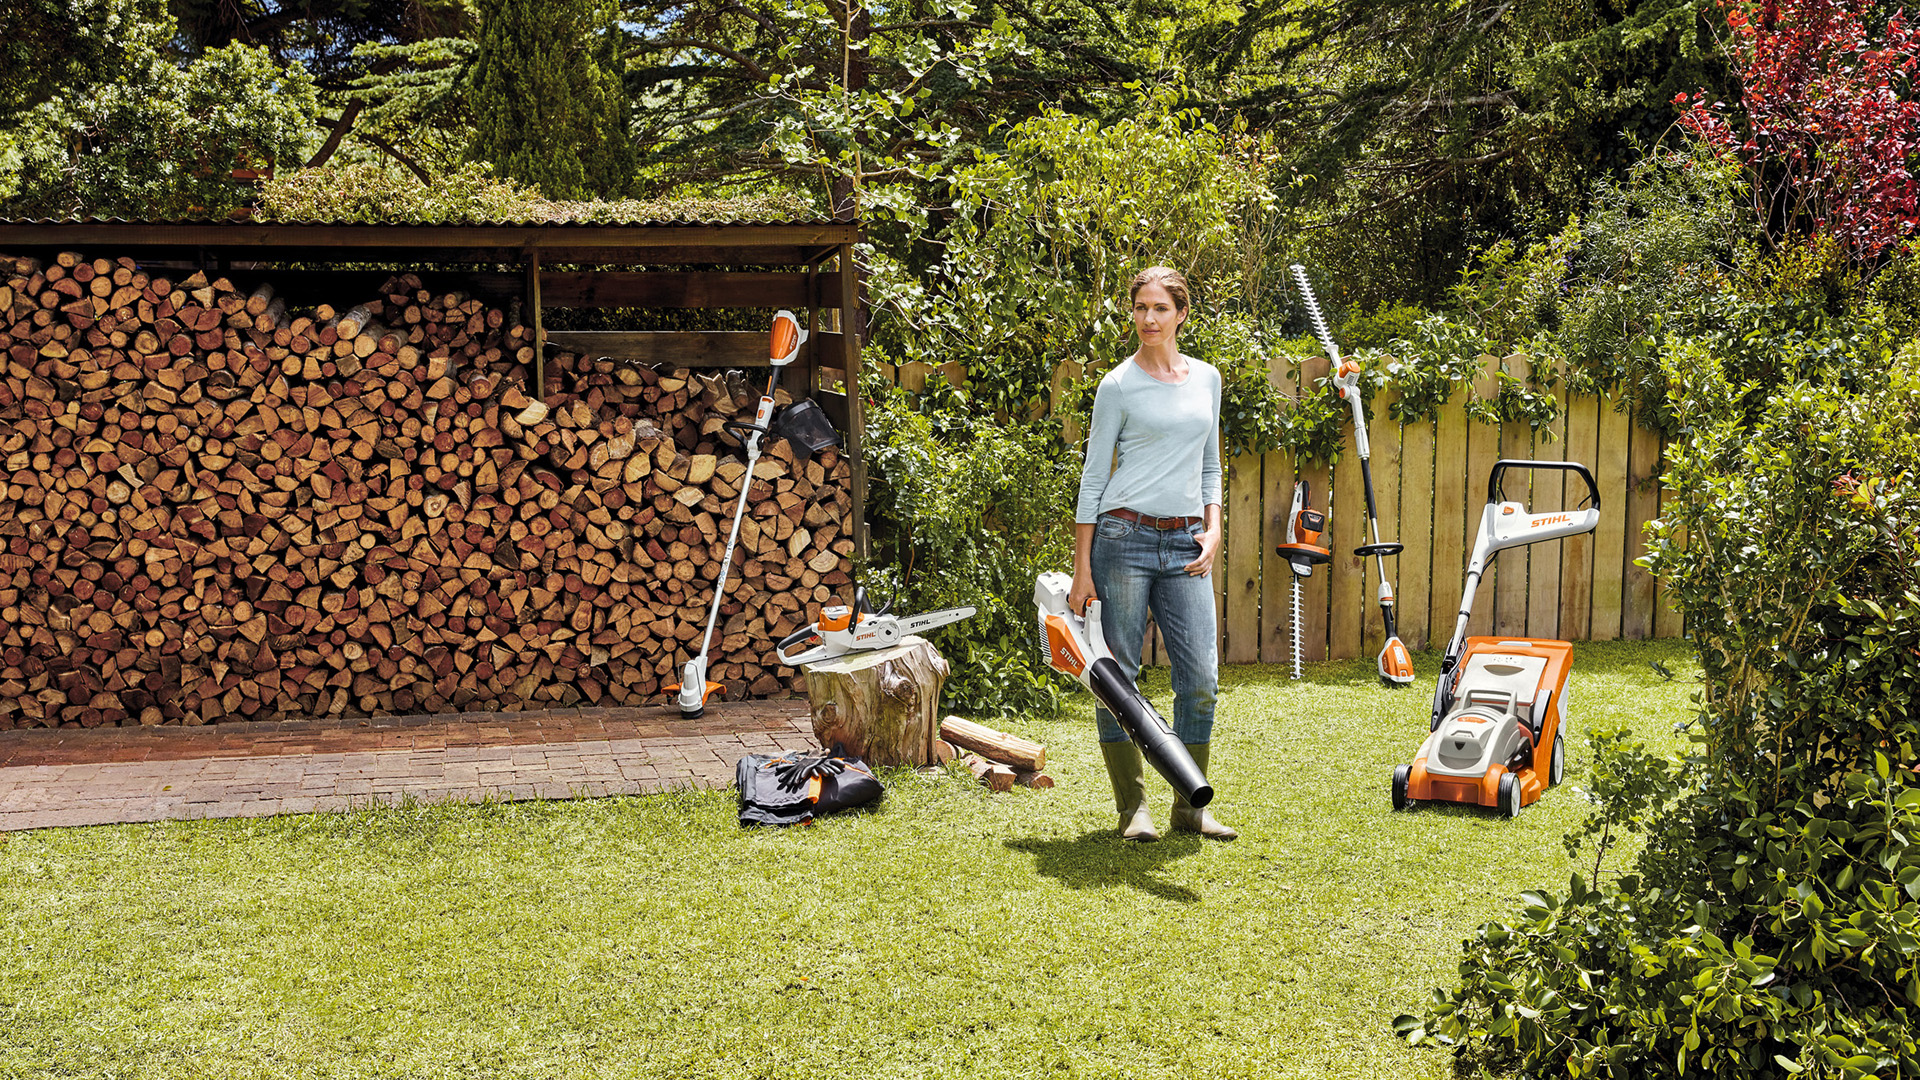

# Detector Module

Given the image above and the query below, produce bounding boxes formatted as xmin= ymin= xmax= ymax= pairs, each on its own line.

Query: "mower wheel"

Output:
xmin=1498 ymin=773 xmax=1521 ymax=819
xmin=1391 ymin=765 xmax=1410 ymax=811
xmin=1550 ymin=731 xmax=1565 ymax=786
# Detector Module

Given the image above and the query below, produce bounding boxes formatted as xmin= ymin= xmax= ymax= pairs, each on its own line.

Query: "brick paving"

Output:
xmin=0 ymin=703 xmax=821 ymax=832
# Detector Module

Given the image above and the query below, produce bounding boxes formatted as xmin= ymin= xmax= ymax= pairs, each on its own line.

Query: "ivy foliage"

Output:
xmin=1402 ymin=338 xmax=1920 ymax=1079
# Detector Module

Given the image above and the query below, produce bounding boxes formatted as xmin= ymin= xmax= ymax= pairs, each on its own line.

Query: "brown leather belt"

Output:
xmin=1107 ymin=508 xmax=1203 ymax=530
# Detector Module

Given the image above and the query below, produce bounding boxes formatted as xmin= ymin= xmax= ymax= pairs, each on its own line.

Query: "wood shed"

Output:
xmin=0 ymin=216 xmax=869 ymax=726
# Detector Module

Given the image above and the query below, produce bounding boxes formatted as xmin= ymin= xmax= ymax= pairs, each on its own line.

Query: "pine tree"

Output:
xmin=463 ymin=0 xmax=634 ymax=200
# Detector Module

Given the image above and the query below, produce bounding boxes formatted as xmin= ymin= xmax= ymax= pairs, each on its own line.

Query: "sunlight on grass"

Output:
xmin=0 ymin=640 xmax=1699 ymax=1079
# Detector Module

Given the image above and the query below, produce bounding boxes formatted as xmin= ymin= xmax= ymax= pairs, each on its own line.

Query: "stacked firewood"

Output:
xmin=939 ymin=715 xmax=1053 ymax=791
xmin=0 ymin=252 xmax=853 ymax=728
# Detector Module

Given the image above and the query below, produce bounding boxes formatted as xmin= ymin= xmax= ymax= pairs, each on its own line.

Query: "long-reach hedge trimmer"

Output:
xmin=1291 ymin=264 xmax=1414 ymax=688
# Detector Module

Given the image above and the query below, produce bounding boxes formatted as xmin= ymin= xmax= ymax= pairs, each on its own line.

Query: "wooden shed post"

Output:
xmin=838 ymin=242 xmax=870 ymax=559
xmin=524 ymin=246 xmax=545 ymax=397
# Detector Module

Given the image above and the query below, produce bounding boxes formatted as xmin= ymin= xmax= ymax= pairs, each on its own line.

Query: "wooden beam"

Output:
xmin=534 ymin=271 xmax=840 ymax=309
xmin=526 ymin=247 xmax=544 ymax=396
xmin=839 ymin=243 xmax=869 ymax=560
xmin=543 ymin=330 xmax=847 ymax=368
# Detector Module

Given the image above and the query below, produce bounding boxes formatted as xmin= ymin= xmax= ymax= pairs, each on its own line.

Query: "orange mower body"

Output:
xmin=1399 ymin=636 xmax=1573 ymax=815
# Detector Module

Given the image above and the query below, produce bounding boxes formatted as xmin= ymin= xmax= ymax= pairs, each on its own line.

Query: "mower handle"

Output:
xmin=1488 ymin=459 xmax=1600 ymax=511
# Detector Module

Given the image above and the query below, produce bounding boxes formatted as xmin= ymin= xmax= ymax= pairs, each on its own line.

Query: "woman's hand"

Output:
xmin=1184 ymin=525 xmax=1222 ymax=576
xmin=1068 ymin=572 xmax=1097 ymax=616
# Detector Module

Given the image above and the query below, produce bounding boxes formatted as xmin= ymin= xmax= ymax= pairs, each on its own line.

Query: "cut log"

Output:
xmin=940 ymin=714 xmax=1047 ymax=772
xmin=802 ymin=636 xmax=949 ymax=766
xmin=961 ymin=752 xmax=1016 ymax=792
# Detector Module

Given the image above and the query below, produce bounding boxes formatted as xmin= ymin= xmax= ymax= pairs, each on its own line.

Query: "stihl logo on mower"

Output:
xmin=1531 ymin=513 xmax=1573 ymax=528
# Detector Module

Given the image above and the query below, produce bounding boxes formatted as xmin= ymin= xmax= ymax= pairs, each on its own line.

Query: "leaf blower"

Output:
xmin=666 ymin=309 xmax=807 ymax=718
xmin=1033 ymin=572 xmax=1212 ymax=808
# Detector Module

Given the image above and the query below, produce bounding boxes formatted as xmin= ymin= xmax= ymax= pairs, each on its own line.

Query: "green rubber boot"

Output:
xmin=1172 ymin=742 xmax=1238 ymax=840
xmin=1099 ymin=740 xmax=1159 ymax=841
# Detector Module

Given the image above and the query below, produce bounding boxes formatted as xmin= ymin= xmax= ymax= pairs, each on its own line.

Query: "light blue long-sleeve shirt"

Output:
xmin=1074 ymin=356 xmax=1223 ymax=523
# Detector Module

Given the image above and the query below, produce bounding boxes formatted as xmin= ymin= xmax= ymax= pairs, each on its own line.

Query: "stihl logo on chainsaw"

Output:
xmin=1531 ymin=513 xmax=1573 ymax=528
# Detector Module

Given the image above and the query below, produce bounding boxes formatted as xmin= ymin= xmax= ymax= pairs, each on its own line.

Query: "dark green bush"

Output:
xmin=858 ymin=376 xmax=1079 ymax=717
xmin=1404 ymin=340 xmax=1920 ymax=1078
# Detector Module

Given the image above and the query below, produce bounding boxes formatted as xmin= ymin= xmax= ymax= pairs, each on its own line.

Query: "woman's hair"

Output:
xmin=1128 ymin=266 xmax=1191 ymax=313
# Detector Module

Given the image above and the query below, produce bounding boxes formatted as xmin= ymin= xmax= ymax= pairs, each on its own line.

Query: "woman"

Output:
xmin=1069 ymin=266 xmax=1235 ymax=842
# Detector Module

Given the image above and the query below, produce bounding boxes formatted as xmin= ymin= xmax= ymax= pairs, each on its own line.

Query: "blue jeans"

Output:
xmin=1090 ymin=512 xmax=1218 ymax=745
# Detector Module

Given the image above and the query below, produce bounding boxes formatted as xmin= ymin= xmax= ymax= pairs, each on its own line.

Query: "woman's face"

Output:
xmin=1131 ymin=281 xmax=1186 ymax=346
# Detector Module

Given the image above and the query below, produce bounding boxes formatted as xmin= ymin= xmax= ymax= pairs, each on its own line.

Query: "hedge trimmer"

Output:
xmin=1292 ymin=264 xmax=1414 ymax=688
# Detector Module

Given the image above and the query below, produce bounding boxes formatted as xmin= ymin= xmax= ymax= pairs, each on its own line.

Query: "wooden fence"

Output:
xmin=880 ymin=354 xmax=1682 ymax=665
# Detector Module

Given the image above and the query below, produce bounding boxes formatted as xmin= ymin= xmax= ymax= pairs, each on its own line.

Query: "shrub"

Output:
xmin=858 ymin=379 xmax=1079 ymax=717
xmin=1404 ymin=337 xmax=1920 ymax=1079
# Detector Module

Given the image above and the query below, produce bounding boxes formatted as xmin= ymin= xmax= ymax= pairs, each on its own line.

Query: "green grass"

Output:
xmin=0 ymin=640 xmax=1699 ymax=1079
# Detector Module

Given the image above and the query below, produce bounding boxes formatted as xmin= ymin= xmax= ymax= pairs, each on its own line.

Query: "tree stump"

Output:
xmin=803 ymin=636 xmax=950 ymax=766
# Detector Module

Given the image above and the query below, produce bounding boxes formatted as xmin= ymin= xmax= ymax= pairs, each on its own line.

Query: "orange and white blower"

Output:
xmin=1033 ymin=572 xmax=1212 ymax=807
xmin=1393 ymin=460 xmax=1601 ymax=817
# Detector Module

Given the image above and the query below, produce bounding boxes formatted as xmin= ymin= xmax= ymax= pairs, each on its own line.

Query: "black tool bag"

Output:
xmin=736 ymin=750 xmax=883 ymax=827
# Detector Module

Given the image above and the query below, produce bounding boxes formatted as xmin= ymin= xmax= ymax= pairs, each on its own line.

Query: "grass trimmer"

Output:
xmin=667 ymin=309 xmax=807 ymax=718
xmin=1290 ymin=264 xmax=1413 ymax=687
xmin=1393 ymin=459 xmax=1600 ymax=816
xmin=1033 ymin=572 xmax=1212 ymax=807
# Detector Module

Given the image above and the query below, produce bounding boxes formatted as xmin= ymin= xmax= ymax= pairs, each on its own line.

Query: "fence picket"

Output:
xmin=1465 ymin=356 xmax=1503 ymax=639
xmin=1430 ymin=375 xmax=1472 ymax=651
xmin=1495 ymin=355 xmax=1534 ymax=637
xmin=1590 ymin=404 xmax=1633 ymax=641
xmin=1526 ymin=359 xmax=1567 ymax=640
xmin=1559 ymin=391 xmax=1601 ymax=641
xmin=1362 ymin=385 xmax=1404 ymax=663
xmin=1224 ymin=450 xmax=1262 ymax=663
xmin=1399 ymin=415 xmax=1436 ymax=652
xmin=1623 ymin=422 xmax=1663 ymax=639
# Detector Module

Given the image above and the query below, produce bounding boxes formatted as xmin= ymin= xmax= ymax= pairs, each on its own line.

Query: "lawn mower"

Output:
xmin=1392 ymin=459 xmax=1601 ymax=817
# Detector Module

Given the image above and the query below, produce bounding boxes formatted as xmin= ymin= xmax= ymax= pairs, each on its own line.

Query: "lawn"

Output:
xmin=0 ymin=640 xmax=1699 ymax=1079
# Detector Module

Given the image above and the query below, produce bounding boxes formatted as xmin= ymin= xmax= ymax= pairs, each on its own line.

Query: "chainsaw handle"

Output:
xmin=775 ymin=625 xmax=818 ymax=664
xmin=1488 ymin=459 xmax=1601 ymax=510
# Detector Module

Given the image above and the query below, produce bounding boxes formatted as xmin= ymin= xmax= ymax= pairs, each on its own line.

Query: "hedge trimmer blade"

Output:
xmin=1290 ymin=263 xmax=1342 ymax=365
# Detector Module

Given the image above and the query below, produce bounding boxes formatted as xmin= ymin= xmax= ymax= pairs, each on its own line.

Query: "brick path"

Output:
xmin=0 ymin=704 xmax=820 ymax=832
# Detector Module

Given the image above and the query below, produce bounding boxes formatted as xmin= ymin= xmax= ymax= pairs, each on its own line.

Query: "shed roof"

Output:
xmin=0 ymin=217 xmax=858 ymax=267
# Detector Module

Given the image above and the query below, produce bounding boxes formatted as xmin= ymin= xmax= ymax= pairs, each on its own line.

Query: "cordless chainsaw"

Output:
xmin=774 ymin=592 xmax=975 ymax=667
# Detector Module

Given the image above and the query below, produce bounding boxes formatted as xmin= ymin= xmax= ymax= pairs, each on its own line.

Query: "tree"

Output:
xmin=464 ymin=0 xmax=635 ymax=199
xmin=618 ymin=0 xmax=1211 ymax=198
xmin=1679 ymin=0 xmax=1920 ymax=265
xmin=1206 ymin=0 xmax=1730 ymax=305
xmin=0 ymin=4 xmax=319 ymax=218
